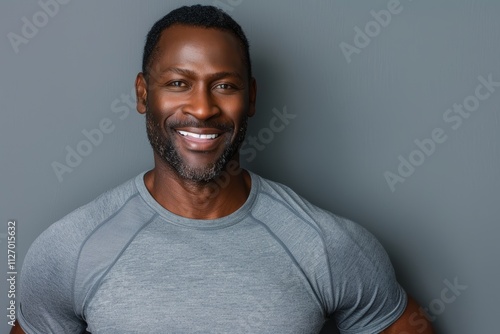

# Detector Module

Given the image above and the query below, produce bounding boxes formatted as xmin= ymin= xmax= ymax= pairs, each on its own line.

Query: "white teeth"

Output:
xmin=178 ymin=130 xmax=219 ymax=139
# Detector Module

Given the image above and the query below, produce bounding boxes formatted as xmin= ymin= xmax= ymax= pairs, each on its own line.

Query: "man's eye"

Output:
xmin=215 ymin=83 xmax=234 ymax=90
xmin=168 ymin=81 xmax=187 ymax=87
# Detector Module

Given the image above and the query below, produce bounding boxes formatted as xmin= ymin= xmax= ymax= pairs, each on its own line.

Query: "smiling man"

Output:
xmin=13 ymin=5 xmax=433 ymax=334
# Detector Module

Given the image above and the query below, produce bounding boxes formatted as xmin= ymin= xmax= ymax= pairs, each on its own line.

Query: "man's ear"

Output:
xmin=248 ymin=77 xmax=257 ymax=117
xmin=135 ymin=73 xmax=148 ymax=114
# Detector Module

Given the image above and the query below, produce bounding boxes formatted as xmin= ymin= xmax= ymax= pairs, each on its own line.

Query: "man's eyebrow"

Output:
xmin=160 ymin=67 xmax=244 ymax=81
xmin=161 ymin=67 xmax=195 ymax=77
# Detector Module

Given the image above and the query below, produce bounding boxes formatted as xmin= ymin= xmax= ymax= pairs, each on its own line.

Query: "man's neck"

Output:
xmin=143 ymin=159 xmax=252 ymax=220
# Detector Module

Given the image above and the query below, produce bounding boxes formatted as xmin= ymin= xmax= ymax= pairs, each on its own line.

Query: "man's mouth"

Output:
xmin=177 ymin=130 xmax=221 ymax=140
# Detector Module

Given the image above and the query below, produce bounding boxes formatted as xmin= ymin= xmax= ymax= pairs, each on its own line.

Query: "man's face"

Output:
xmin=137 ymin=25 xmax=256 ymax=183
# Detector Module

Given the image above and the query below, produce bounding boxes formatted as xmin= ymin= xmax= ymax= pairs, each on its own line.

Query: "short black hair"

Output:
xmin=142 ymin=5 xmax=252 ymax=80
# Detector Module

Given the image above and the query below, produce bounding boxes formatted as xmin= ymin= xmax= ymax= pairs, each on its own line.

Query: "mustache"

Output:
xmin=165 ymin=120 xmax=234 ymax=132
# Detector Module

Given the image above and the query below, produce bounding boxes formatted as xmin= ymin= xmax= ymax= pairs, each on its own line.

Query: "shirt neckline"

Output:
xmin=134 ymin=170 xmax=259 ymax=230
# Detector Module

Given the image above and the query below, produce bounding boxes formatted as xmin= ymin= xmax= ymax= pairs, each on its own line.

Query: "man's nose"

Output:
xmin=183 ymin=87 xmax=220 ymax=121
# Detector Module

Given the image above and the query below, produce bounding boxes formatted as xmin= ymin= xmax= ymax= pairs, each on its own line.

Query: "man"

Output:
xmin=13 ymin=5 xmax=433 ymax=334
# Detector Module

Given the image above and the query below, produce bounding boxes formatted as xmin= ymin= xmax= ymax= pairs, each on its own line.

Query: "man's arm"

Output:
xmin=381 ymin=296 xmax=434 ymax=333
xmin=9 ymin=321 xmax=25 ymax=334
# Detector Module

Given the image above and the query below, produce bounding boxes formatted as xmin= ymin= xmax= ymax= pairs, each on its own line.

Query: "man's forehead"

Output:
xmin=149 ymin=24 xmax=247 ymax=76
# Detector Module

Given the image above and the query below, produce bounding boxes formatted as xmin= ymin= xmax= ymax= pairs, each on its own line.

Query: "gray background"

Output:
xmin=1 ymin=0 xmax=498 ymax=333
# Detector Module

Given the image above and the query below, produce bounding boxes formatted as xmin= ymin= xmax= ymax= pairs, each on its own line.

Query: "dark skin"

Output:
xmin=12 ymin=25 xmax=433 ymax=333
xmin=137 ymin=25 xmax=256 ymax=220
xmin=9 ymin=323 xmax=23 ymax=334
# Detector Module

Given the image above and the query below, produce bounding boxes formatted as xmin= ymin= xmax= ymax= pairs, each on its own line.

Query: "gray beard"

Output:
xmin=145 ymin=108 xmax=247 ymax=183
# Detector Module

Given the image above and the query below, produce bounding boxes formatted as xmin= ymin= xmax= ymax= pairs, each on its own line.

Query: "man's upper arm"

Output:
xmin=17 ymin=220 xmax=87 ymax=333
xmin=381 ymin=296 xmax=434 ymax=334
xmin=321 ymin=215 xmax=408 ymax=332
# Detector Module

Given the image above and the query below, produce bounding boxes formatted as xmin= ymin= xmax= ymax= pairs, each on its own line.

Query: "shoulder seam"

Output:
xmin=71 ymin=191 xmax=140 ymax=319
xmin=81 ymin=212 xmax=159 ymax=321
xmin=258 ymin=190 xmax=335 ymax=314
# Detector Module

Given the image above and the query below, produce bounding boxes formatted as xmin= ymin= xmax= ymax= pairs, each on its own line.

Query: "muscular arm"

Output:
xmin=381 ymin=296 xmax=434 ymax=334
xmin=9 ymin=321 xmax=25 ymax=334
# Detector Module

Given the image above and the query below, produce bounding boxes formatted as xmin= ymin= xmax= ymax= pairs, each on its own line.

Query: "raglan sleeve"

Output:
xmin=323 ymin=215 xmax=407 ymax=334
xmin=17 ymin=219 xmax=87 ymax=334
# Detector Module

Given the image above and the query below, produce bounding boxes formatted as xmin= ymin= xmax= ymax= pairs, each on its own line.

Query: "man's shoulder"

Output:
xmin=251 ymin=172 xmax=376 ymax=248
xmin=252 ymin=172 xmax=310 ymax=206
xmin=252 ymin=172 xmax=338 ymax=222
xmin=30 ymin=174 xmax=141 ymax=254
xmin=66 ymin=174 xmax=140 ymax=227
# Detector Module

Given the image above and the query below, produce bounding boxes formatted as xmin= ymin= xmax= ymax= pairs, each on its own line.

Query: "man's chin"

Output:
xmin=169 ymin=162 xmax=223 ymax=184
xmin=151 ymin=137 xmax=241 ymax=184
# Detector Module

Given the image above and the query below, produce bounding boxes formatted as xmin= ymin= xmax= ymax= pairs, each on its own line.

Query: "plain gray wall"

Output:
xmin=1 ymin=0 xmax=499 ymax=333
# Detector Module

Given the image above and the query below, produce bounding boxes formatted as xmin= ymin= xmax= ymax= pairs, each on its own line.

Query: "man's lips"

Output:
xmin=174 ymin=127 xmax=227 ymax=150
xmin=177 ymin=130 xmax=220 ymax=140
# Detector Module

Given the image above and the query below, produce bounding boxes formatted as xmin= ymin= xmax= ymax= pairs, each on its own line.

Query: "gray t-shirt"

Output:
xmin=18 ymin=171 xmax=406 ymax=334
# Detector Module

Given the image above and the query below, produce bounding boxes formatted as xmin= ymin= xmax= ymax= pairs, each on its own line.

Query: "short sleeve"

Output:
xmin=17 ymin=219 xmax=87 ymax=334
xmin=324 ymin=216 xmax=407 ymax=334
